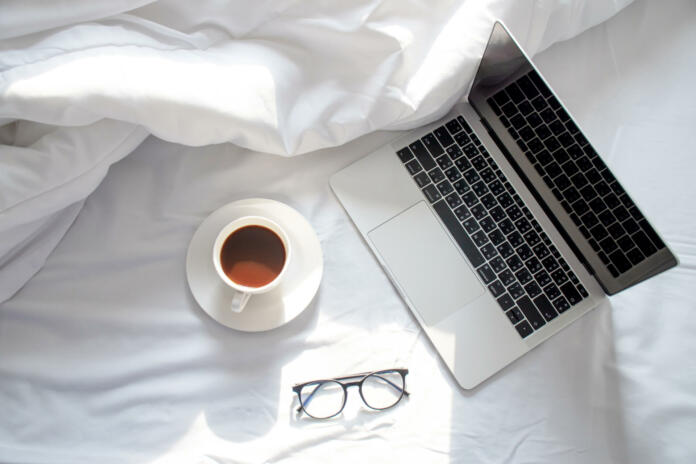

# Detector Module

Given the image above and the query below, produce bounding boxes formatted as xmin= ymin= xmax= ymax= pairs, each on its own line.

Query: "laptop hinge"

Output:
xmin=478 ymin=117 xmax=597 ymax=278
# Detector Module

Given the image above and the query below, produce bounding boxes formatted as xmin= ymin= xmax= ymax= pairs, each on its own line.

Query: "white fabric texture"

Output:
xmin=0 ymin=0 xmax=630 ymax=302
xmin=4 ymin=0 xmax=696 ymax=463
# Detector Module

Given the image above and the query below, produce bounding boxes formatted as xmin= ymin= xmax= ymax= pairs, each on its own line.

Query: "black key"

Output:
xmin=515 ymin=320 xmax=533 ymax=338
xmin=460 ymin=217 xmax=480 ymax=234
xmin=527 ymin=113 xmax=542 ymax=128
xmin=588 ymin=197 xmax=607 ymax=215
xmin=525 ymin=281 xmax=542 ymax=299
xmin=409 ymin=140 xmax=435 ymax=170
xmin=436 ymin=180 xmax=454 ymax=196
xmin=481 ymin=193 xmax=497 ymax=210
xmin=470 ymin=203 xmax=487 ymax=220
xmin=523 ymin=230 xmax=541 ymax=246
xmin=526 ymin=256 xmax=542 ymax=274
xmin=598 ymin=251 xmax=610 ymax=265
xmin=454 ymin=204 xmax=471 ymax=221
xmin=546 ymin=162 xmax=562 ymax=179
xmin=627 ymin=248 xmax=645 ymax=265
xmin=489 ymin=206 xmax=506 ymax=222
xmin=472 ymin=230 xmax=489 ymax=247
xmin=488 ymin=279 xmax=505 ymax=297
xmin=477 ymin=264 xmax=496 ymax=284
xmin=528 ymin=138 xmax=544 ymax=154
xmin=589 ymin=224 xmax=608 ymax=241
xmin=454 ymin=179 xmax=470 ymax=195
xmin=480 ymin=216 xmax=496 ymax=233
xmin=481 ymin=243 xmax=498 ymax=260
xmin=544 ymin=283 xmax=561 ymax=301
xmin=515 ymin=268 xmax=533 ymax=285
xmin=607 ymin=264 xmax=619 ymax=278
xmin=551 ymin=269 xmax=568 ymax=286
xmin=462 ymin=192 xmax=478 ymax=207
xmin=499 ymin=218 xmax=515 ymax=235
xmin=610 ymin=224 xmax=627 ymax=241
xmin=446 ymin=192 xmax=462 ymax=208
xmin=454 ymin=131 xmax=471 ymax=147
xmin=623 ymin=218 xmax=640 ymax=234
xmin=578 ymin=285 xmax=588 ymax=298
xmin=429 ymin=167 xmax=445 ymax=183
xmin=472 ymin=181 xmax=489 ymax=197
xmin=397 ymin=147 xmax=413 ymax=162
xmin=552 ymin=297 xmax=570 ymax=313
xmin=446 ymin=118 xmax=463 ymax=134
xmin=489 ymin=180 xmax=505 ymax=197
xmin=471 ymin=133 xmax=482 ymax=146
xmin=422 ymin=184 xmax=441 ymax=203
xmin=480 ymin=168 xmax=496 ymax=184
xmin=639 ymin=220 xmax=666 ymax=250
xmin=531 ymin=95 xmax=547 ymax=111
xmin=434 ymin=126 xmax=454 ymax=148
xmin=447 ymin=145 xmax=464 ymax=160
xmin=542 ymin=256 xmax=559 ymax=272
xmin=548 ymin=96 xmax=561 ymax=110
xmin=519 ymin=126 xmax=535 ymax=142
xmin=505 ymin=205 xmax=522 ymax=222
xmin=445 ymin=167 xmax=461 ymax=182
xmin=508 ymin=231 xmax=524 ymax=248
xmin=499 ymin=269 xmax=516 ymax=287
xmin=497 ymin=293 xmax=514 ymax=311
xmin=436 ymin=155 xmax=453 ymax=170
xmin=559 ymin=282 xmax=582 ymax=306
xmin=562 ymin=161 xmax=579 ymax=178
xmin=533 ymin=243 xmax=550 ymax=259
xmin=586 ymin=168 xmax=602 ymax=185
xmin=413 ymin=171 xmax=430 ymax=187
xmin=534 ymin=294 xmax=558 ymax=322
xmin=505 ymin=83 xmax=525 ymax=104
xmin=507 ymin=308 xmax=524 ymax=324
xmin=498 ymin=242 xmax=514 ymax=259
xmin=598 ymin=210 xmax=616 ymax=227
xmin=514 ymin=217 xmax=532 ymax=234
xmin=432 ymin=200 xmax=484 ymax=267
xmin=422 ymin=133 xmax=444 ymax=157
xmin=463 ymin=169 xmax=480 ymax=184
xmin=609 ymin=249 xmax=632 ymax=274
xmin=489 ymin=229 xmax=506 ymax=246
xmin=572 ymin=200 xmax=590 ymax=217
xmin=518 ymin=75 xmax=540 ymax=99
xmin=581 ymin=211 xmax=599 ymax=228
xmin=517 ymin=295 xmax=546 ymax=330
xmin=517 ymin=244 xmax=534 ymax=261
xmin=491 ymin=256 xmax=506 ymax=273
xmin=614 ymin=205 xmax=630 ymax=222
xmin=508 ymin=282 xmax=525 ymax=300
xmin=471 ymin=155 xmax=487 ymax=171
xmin=405 ymin=159 xmax=422 ymax=175
xmin=455 ymin=157 xmax=471 ymax=172
xmin=501 ymin=101 xmax=518 ymax=118
xmin=579 ymin=185 xmax=596 ymax=202
xmin=544 ymin=136 xmax=560 ymax=152
xmin=498 ymin=193 xmax=514 ymax=209
xmin=458 ymin=116 xmax=473 ymax=133
xmin=510 ymin=114 xmax=526 ymax=130
xmin=535 ymin=270 xmax=552 ymax=287
xmin=506 ymin=255 xmax=524 ymax=272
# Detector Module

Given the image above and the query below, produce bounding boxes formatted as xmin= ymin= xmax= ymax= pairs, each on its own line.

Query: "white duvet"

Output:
xmin=0 ymin=0 xmax=631 ymax=300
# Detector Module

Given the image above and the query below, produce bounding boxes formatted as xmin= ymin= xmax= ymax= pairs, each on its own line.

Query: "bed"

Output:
xmin=1 ymin=1 xmax=695 ymax=462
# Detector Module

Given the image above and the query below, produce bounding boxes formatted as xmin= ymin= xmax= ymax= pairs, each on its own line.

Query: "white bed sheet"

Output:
xmin=2 ymin=0 xmax=696 ymax=463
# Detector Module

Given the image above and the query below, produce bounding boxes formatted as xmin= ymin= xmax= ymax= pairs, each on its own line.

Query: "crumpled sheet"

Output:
xmin=1 ymin=0 xmax=696 ymax=463
xmin=0 ymin=0 xmax=631 ymax=303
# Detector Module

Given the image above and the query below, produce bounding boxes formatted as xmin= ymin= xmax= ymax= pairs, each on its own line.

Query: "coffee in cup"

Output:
xmin=213 ymin=216 xmax=291 ymax=312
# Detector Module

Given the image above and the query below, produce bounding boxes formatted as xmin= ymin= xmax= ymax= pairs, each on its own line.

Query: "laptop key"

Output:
xmin=454 ymin=205 xmax=471 ymax=221
xmin=446 ymin=192 xmax=462 ymax=209
xmin=454 ymin=179 xmax=471 ymax=195
xmin=552 ymin=297 xmax=570 ymax=313
xmin=497 ymin=293 xmax=514 ymax=311
xmin=432 ymin=200 xmax=484 ymax=267
xmin=445 ymin=167 xmax=461 ymax=182
xmin=409 ymin=140 xmax=435 ymax=170
xmin=477 ymin=264 xmax=496 ymax=284
xmin=405 ymin=159 xmax=422 ymax=175
xmin=626 ymin=248 xmax=645 ymax=265
xmin=437 ymin=180 xmax=454 ymax=196
xmin=446 ymin=118 xmax=463 ymax=134
xmin=525 ymin=281 xmax=542 ymax=298
xmin=535 ymin=270 xmax=552 ymax=287
xmin=397 ymin=147 xmax=413 ymax=162
xmin=515 ymin=320 xmax=533 ymax=338
xmin=472 ymin=230 xmax=489 ymax=247
xmin=508 ymin=282 xmax=525 ymax=300
xmin=481 ymin=243 xmax=498 ymax=260
xmin=463 ymin=217 xmax=480 ymax=234
xmin=517 ymin=296 xmax=546 ymax=330
xmin=506 ymin=308 xmax=523 ymax=324
xmin=434 ymin=126 xmax=454 ymax=148
xmin=488 ymin=279 xmax=505 ymax=297
xmin=413 ymin=171 xmax=430 ymax=187
xmin=422 ymin=134 xmax=444 ymax=157
xmin=544 ymin=283 xmax=561 ymax=301
xmin=559 ymin=282 xmax=582 ymax=306
xmin=422 ymin=184 xmax=441 ymax=203
xmin=534 ymin=294 xmax=558 ymax=322
xmin=608 ymin=249 xmax=632 ymax=274
xmin=491 ymin=256 xmax=506 ymax=273
xmin=499 ymin=269 xmax=515 ymax=287
xmin=639 ymin=219 xmax=666 ymax=250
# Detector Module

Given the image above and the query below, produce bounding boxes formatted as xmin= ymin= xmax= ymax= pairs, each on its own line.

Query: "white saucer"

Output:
xmin=186 ymin=198 xmax=323 ymax=332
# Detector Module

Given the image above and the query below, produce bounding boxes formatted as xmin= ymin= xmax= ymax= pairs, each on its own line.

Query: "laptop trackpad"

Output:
xmin=368 ymin=202 xmax=485 ymax=325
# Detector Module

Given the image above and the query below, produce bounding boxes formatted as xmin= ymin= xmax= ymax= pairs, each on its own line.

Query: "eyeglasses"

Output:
xmin=292 ymin=368 xmax=409 ymax=419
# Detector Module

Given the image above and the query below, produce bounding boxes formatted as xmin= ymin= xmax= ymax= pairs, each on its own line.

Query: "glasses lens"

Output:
xmin=361 ymin=371 xmax=405 ymax=410
xmin=299 ymin=381 xmax=345 ymax=419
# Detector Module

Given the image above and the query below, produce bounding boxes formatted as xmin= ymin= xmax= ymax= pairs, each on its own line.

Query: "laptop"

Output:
xmin=329 ymin=22 xmax=678 ymax=389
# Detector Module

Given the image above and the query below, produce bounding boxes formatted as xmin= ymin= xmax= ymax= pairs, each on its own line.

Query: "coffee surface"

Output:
xmin=220 ymin=225 xmax=286 ymax=287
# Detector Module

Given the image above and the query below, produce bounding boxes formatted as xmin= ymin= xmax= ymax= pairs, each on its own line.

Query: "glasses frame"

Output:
xmin=292 ymin=368 xmax=409 ymax=419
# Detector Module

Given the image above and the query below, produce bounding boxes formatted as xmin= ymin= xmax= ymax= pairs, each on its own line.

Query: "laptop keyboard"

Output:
xmin=487 ymin=70 xmax=666 ymax=278
xmin=396 ymin=116 xmax=588 ymax=339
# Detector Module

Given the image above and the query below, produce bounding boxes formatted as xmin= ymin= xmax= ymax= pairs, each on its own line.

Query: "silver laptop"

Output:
xmin=330 ymin=22 xmax=678 ymax=389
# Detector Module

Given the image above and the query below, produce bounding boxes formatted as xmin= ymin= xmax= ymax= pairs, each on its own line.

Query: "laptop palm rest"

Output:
xmin=368 ymin=201 xmax=485 ymax=325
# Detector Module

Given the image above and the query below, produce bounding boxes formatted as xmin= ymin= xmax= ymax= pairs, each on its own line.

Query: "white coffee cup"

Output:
xmin=212 ymin=216 xmax=291 ymax=313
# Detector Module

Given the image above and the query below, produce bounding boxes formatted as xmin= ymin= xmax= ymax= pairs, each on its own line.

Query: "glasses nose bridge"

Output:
xmin=343 ymin=380 xmax=362 ymax=389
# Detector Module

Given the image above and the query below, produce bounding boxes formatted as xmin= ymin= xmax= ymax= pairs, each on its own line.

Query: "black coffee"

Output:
xmin=220 ymin=225 xmax=286 ymax=288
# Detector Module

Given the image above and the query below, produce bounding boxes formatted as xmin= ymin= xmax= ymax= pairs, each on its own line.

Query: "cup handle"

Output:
xmin=230 ymin=291 xmax=251 ymax=313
